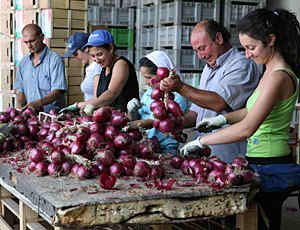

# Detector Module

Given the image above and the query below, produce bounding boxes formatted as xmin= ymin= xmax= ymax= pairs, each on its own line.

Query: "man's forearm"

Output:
xmin=177 ymin=83 xmax=228 ymax=112
xmin=16 ymin=92 xmax=26 ymax=108
xmin=37 ymin=89 xmax=64 ymax=106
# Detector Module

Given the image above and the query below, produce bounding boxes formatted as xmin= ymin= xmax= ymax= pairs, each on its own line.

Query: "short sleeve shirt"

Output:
xmin=190 ymin=47 xmax=263 ymax=162
xmin=13 ymin=46 xmax=67 ymax=112
xmin=81 ymin=62 xmax=102 ymax=101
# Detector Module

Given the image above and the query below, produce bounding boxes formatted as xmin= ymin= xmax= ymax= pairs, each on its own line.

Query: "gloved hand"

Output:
xmin=179 ymin=137 xmax=209 ymax=156
xmin=196 ymin=115 xmax=227 ymax=132
xmin=82 ymin=104 xmax=95 ymax=116
xmin=127 ymin=98 xmax=141 ymax=113
xmin=58 ymin=103 xmax=79 ymax=114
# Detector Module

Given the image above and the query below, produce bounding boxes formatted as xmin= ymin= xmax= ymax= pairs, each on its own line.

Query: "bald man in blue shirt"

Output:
xmin=14 ymin=24 xmax=67 ymax=113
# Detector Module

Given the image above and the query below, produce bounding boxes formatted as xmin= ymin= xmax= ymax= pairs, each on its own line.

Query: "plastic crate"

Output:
xmin=115 ymin=8 xmax=134 ymax=26
xmin=162 ymin=48 xmax=201 ymax=71
xmin=87 ymin=0 xmax=120 ymax=7
xmin=141 ymin=5 xmax=156 ymax=26
xmin=108 ymin=28 xmax=134 ymax=48
xmin=140 ymin=27 xmax=155 ymax=47
xmin=158 ymin=25 xmax=193 ymax=48
xmin=121 ymin=0 xmax=138 ymax=8
xmin=223 ymin=0 xmax=266 ymax=27
xmin=116 ymin=48 xmax=134 ymax=62
xmin=181 ymin=72 xmax=201 ymax=88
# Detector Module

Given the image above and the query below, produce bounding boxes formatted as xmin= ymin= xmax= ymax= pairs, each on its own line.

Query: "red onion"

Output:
xmin=61 ymin=161 xmax=72 ymax=175
xmin=97 ymin=162 xmax=109 ymax=174
xmin=180 ymin=159 xmax=191 ymax=175
xmin=124 ymin=166 xmax=133 ymax=176
xmin=151 ymin=88 xmax=164 ymax=100
xmin=90 ymin=164 xmax=100 ymax=177
xmin=109 ymin=162 xmax=124 ymax=177
xmin=118 ymin=154 xmax=136 ymax=169
xmin=207 ymin=169 xmax=224 ymax=183
xmin=47 ymin=163 xmax=60 ymax=176
xmin=95 ymin=149 xmax=115 ymax=166
xmin=156 ymin=67 xmax=169 ymax=80
xmin=70 ymin=141 xmax=83 ymax=155
xmin=49 ymin=122 xmax=61 ymax=132
xmin=210 ymin=159 xmax=226 ymax=172
xmin=226 ymin=172 xmax=243 ymax=186
xmin=170 ymin=156 xmax=184 ymax=169
xmin=153 ymin=119 xmax=160 ymax=129
xmin=38 ymin=128 xmax=49 ymax=139
xmin=76 ymin=165 xmax=90 ymax=179
xmin=99 ymin=172 xmax=116 ymax=189
xmin=113 ymin=133 xmax=131 ymax=149
xmin=232 ymin=157 xmax=248 ymax=168
xmin=28 ymin=161 xmax=36 ymax=172
xmin=13 ymin=115 xmax=24 ymax=123
xmin=27 ymin=117 xmax=39 ymax=126
xmin=29 ymin=148 xmax=44 ymax=163
xmin=150 ymin=165 xmax=165 ymax=179
xmin=128 ymin=129 xmax=143 ymax=141
xmin=93 ymin=107 xmax=112 ymax=123
xmin=87 ymin=133 xmax=104 ymax=150
xmin=133 ymin=161 xmax=151 ymax=177
xmin=77 ymin=115 xmax=92 ymax=123
xmin=167 ymin=100 xmax=183 ymax=117
xmin=51 ymin=137 xmax=63 ymax=147
xmin=34 ymin=161 xmax=48 ymax=176
xmin=40 ymin=142 xmax=54 ymax=154
xmin=111 ymin=112 xmax=128 ymax=128
xmin=22 ymin=107 xmax=36 ymax=117
xmin=89 ymin=122 xmax=104 ymax=134
xmin=104 ymin=125 xmax=119 ymax=141
xmin=152 ymin=106 xmax=168 ymax=120
xmin=71 ymin=164 xmax=80 ymax=176
xmin=158 ymin=118 xmax=175 ymax=133
xmin=150 ymin=100 xmax=165 ymax=112
xmin=51 ymin=151 xmax=65 ymax=164
xmin=17 ymin=123 xmax=28 ymax=135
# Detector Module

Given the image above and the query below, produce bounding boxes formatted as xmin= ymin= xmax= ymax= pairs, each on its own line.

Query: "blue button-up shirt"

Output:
xmin=190 ymin=47 xmax=263 ymax=163
xmin=14 ymin=46 xmax=67 ymax=112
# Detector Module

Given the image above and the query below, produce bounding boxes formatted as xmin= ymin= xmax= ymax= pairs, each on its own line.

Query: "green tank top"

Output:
xmin=246 ymin=68 xmax=298 ymax=158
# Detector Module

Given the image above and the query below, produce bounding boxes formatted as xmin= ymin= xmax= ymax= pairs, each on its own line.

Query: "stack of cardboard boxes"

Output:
xmin=0 ymin=0 xmax=88 ymax=111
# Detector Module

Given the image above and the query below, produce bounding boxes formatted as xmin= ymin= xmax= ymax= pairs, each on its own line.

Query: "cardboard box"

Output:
xmin=0 ymin=64 xmax=12 ymax=90
xmin=15 ymin=10 xmax=39 ymax=38
xmin=0 ymin=39 xmax=12 ymax=64
xmin=0 ymin=0 xmax=13 ymax=9
xmin=15 ymin=0 xmax=38 ymax=10
xmin=0 ymin=12 xmax=13 ymax=37
xmin=14 ymin=38 xmax=27 ymax=66
xmin=39 ymin=0 xmax=70 ymax=9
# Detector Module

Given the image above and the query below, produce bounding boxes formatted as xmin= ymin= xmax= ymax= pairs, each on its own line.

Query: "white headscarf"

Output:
xmin=145 ymin=50 xmax=180 ymax=76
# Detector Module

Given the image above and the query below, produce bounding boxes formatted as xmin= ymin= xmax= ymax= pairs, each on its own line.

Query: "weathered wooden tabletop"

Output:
xmin=0 ymin=155 xmax=251 ymax=228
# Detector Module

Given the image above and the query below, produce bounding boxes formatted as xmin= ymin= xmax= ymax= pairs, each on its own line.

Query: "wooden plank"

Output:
xmin=68 ymin=76 xmax=82 ymax=85
xmin=0 ymin=216 xmax=13 ymax=230
xmin=47 ymin=38 xmax=67 ymax=48
xmin=51 ymin=29 xmax=69 ymax=39
xmin=68 ymin=95 xmax=83 ymax=104
xmin=236 ymin=203 xmax=258 ymax=230
xmin=1 ymin=198 xmax=19 ymax=219
xmin=68 ymin=86 xmax=81 ymax=95
xmin=19 ymin=201 xmax=39 ymax=230
xmin=27 ymin=222 xmax=47 ymax=230
xmin=71 ymin=10 xmax=87 ymax=20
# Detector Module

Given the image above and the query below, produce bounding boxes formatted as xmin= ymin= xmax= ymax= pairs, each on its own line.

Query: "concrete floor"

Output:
xmin=282 ymin=195 xmax=300 ymax=230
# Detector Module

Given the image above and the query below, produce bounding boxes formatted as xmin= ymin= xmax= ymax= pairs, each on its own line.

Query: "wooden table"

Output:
xmin=0 ymin=159 xmax=255 ymax=229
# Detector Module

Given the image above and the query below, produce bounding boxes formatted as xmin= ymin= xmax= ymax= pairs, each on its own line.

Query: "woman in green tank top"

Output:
xmin=180 ymin=9 xmax=300 ymax=230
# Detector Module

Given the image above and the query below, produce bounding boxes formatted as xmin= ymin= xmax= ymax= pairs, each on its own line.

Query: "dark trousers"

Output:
xmin=256 ymin=191 xmax=290 ymax=230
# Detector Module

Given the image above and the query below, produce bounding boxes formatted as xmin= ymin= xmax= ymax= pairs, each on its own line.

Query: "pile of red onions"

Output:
xmin=170 ymin=155 xmax=256 ymax=189
xmin=150 ymin=67 xmax=186 ymax=142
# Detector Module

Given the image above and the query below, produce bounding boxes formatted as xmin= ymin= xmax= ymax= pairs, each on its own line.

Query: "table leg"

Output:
xmin=236 ymin=203 xmax=258 ymax=230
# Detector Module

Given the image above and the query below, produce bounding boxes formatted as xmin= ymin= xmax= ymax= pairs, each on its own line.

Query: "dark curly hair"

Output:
xmin=139 ymin=57 xmax=157 ymax=75
xmin=237 ymin=8 xmax=300 ymax=76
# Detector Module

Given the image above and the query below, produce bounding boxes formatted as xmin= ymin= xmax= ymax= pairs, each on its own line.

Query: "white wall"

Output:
xmin=268 ymin=0 xmax=300 ymax=19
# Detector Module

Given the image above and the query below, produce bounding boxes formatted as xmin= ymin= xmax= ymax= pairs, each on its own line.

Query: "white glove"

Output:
xmin=83 ymin=104 xmax=95 ymax=116
xmin=196 ymin=115 xmax=227 ymax=132
xmin=127 ymin=98 xmax=141 ymax=113
xmin=180 ymin=137 xmax=207 ymax=156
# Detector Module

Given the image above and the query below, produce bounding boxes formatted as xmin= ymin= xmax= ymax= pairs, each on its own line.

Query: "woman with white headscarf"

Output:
xmin=127 ymin=50 xmax=188 ymax=154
